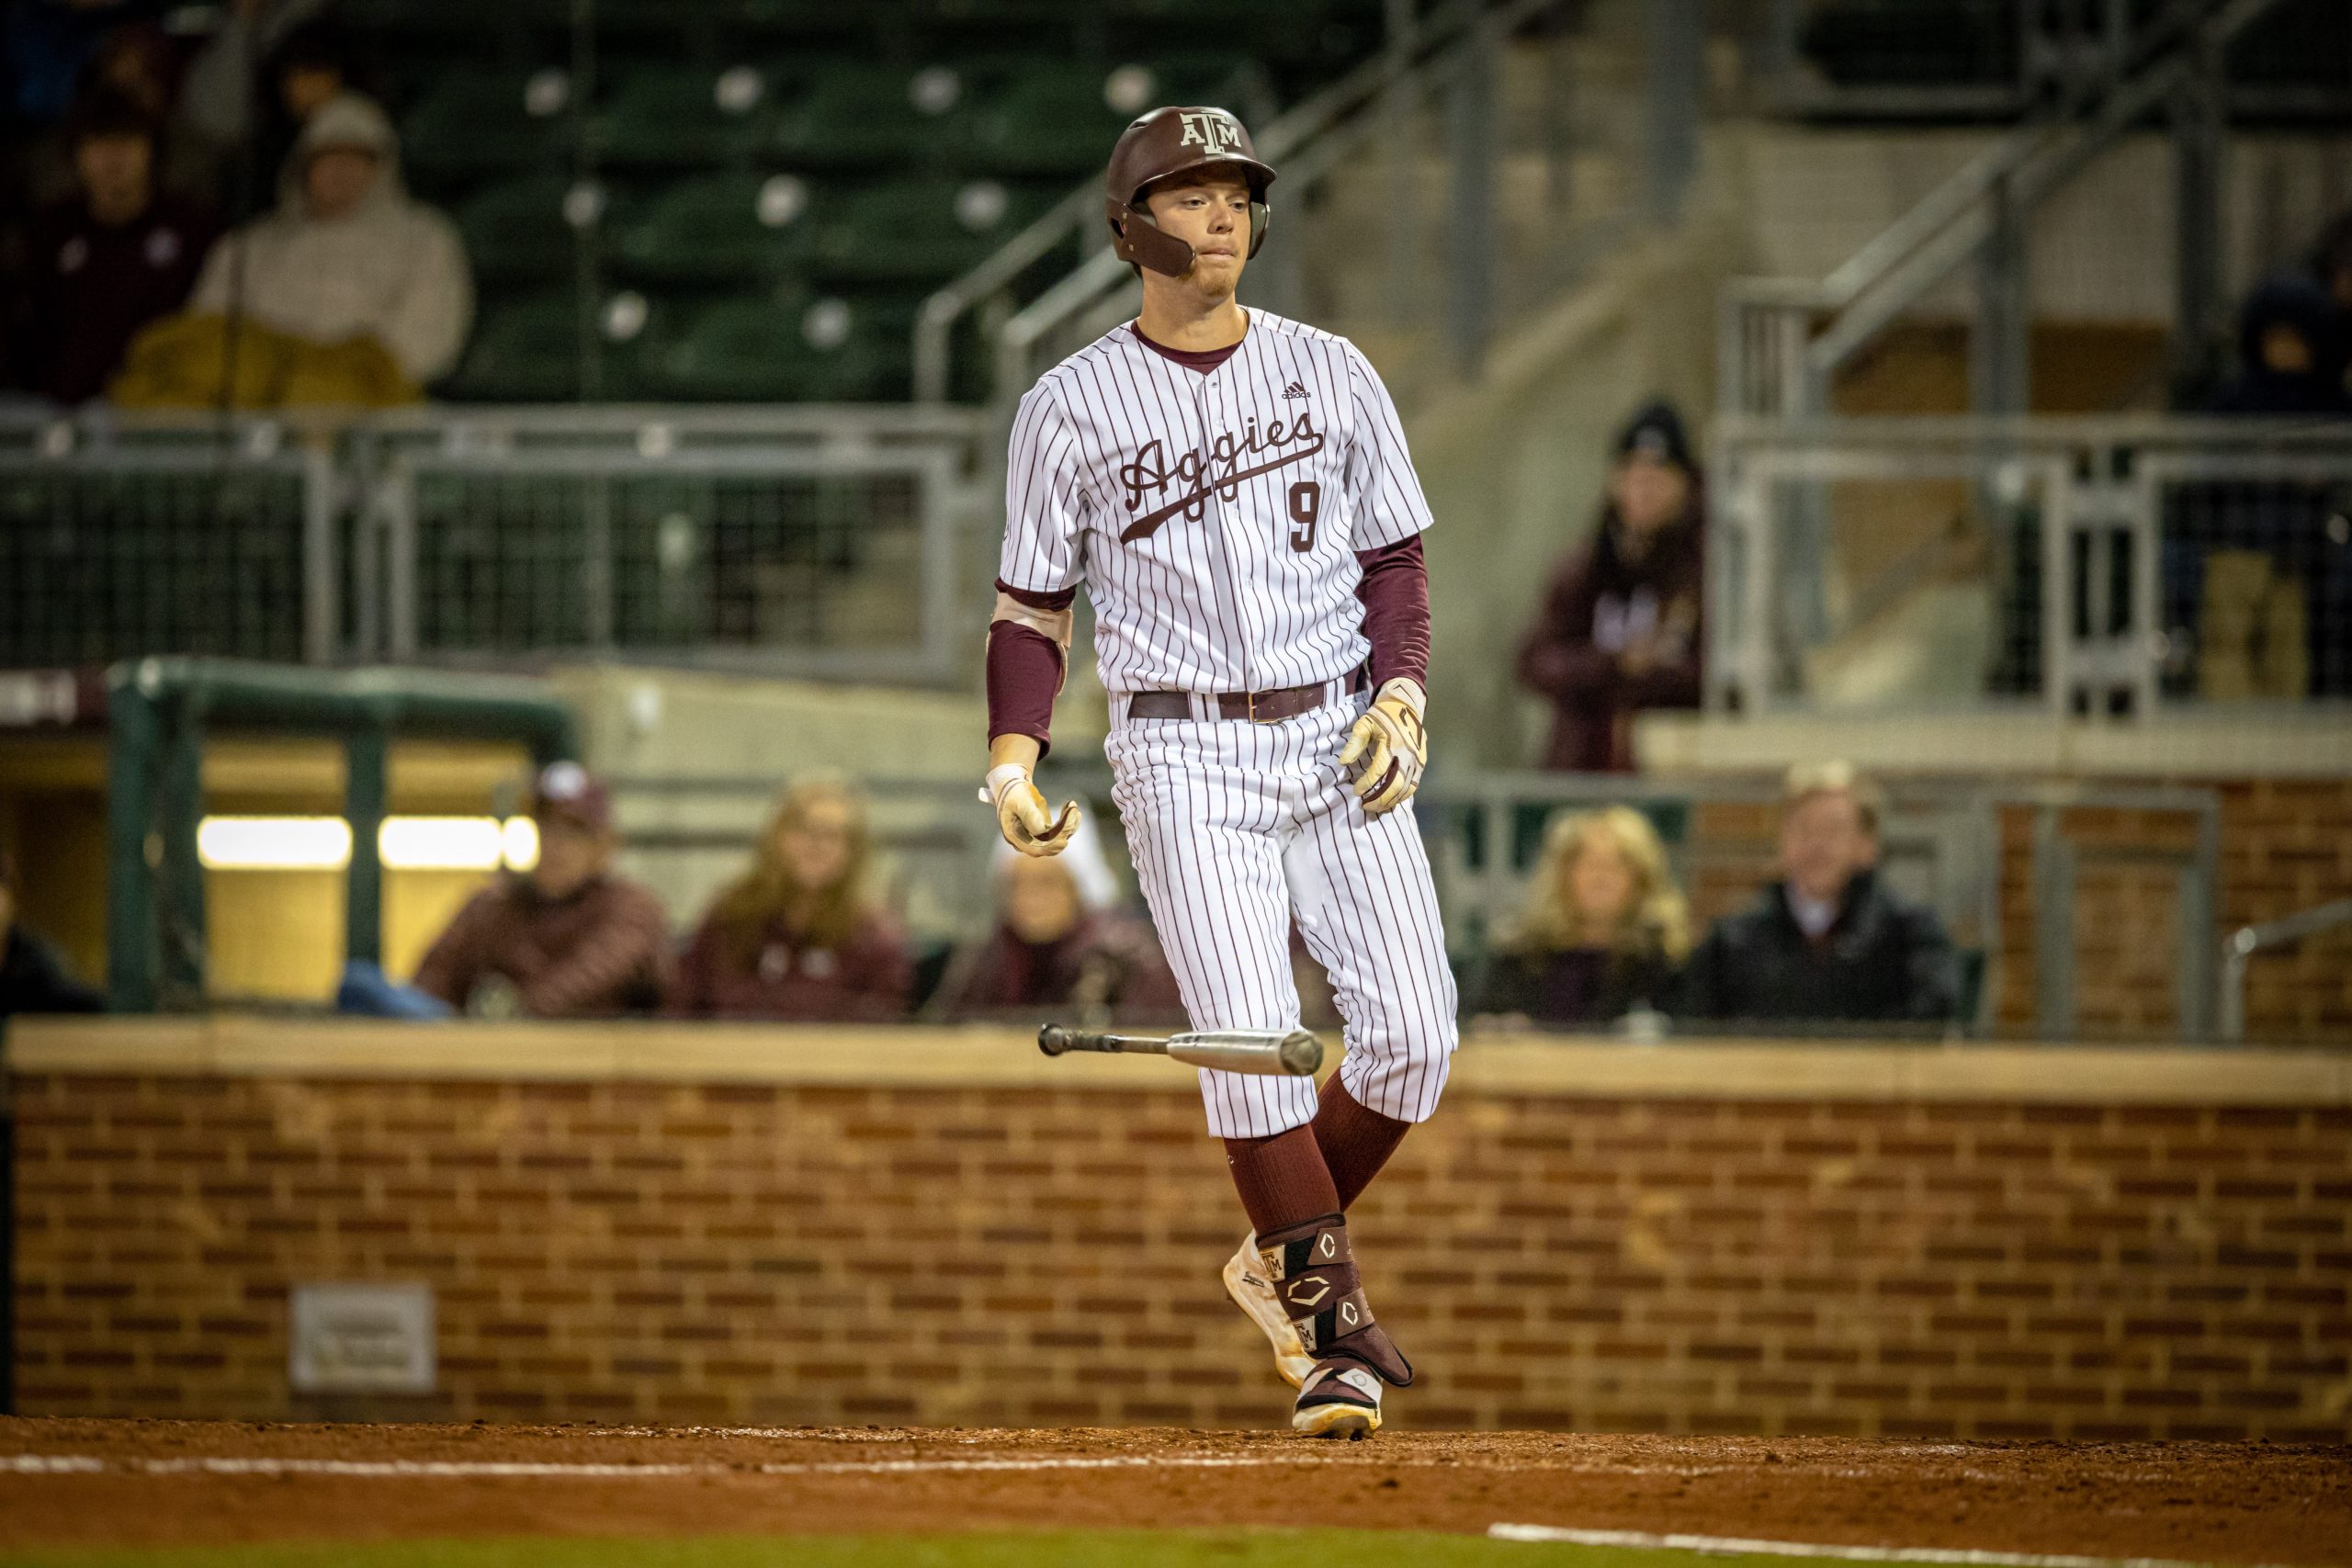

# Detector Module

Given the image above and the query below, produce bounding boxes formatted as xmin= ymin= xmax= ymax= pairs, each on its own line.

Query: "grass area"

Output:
xmin=0 ymin=1532 xmax=2006 ymax=1568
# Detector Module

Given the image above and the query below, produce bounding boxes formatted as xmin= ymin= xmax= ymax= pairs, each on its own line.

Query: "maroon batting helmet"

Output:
xmin=1104 ymin=106 xmax=1275 ymax=277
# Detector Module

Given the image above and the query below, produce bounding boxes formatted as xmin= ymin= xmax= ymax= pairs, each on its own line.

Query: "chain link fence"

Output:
xmin=0 ymin=410 xmax=979 ymax=682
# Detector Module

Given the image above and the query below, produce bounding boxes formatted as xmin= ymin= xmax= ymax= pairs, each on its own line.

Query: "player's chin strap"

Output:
xmin=1255 ymin=1213 xmax=1414 ymax=1387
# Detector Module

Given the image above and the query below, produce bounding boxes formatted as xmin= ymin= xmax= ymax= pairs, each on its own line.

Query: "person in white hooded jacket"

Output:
xmin=188 ymin=91 xmax=472 ymax=386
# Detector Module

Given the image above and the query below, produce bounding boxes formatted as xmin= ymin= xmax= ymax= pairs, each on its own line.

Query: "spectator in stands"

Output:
xmin=175 ymin=0 xmax=330 ymax=183
xmin=933 ymin=818 xmax=1182 ymax=1027
xmin=175 ymin=90 xmax=471 ymax=391
xmin=1679 ymin=761 xmax=1958 ymax=1029
xmin=1474 ymin=806 xmax=1690 ymax=1031
xmin=1 ymin=0 xmax=147 ymax=132
xmin=668 ymin=777 xmax=912 ymax=1023
xmin=1516 ymin=399 xmax=1706 ymax=773
xmin=2202 ymin=274 xmax=2349 ymax=417
xmin=16 ymin=88 xmax=212 ymax=405
xmin=12 ymin=22 xmax=206 ymax=209
xmin=411 ymin=762 xmax=673 ymax=1019
xmin=0 ymin=846 xmax=104 ymax=1020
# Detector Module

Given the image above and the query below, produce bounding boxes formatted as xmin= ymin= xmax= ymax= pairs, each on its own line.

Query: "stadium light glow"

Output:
xmin=195 ymin=817 xmax=541 ymax=872
xmin=379 ymin=816 xmax=504 ymax=871
xmin=196 ymin=817 xmax=353 ymax=871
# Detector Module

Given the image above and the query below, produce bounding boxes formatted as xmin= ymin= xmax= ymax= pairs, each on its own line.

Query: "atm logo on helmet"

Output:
xmin=1178 ymin=111 xmax=1244 ymax=153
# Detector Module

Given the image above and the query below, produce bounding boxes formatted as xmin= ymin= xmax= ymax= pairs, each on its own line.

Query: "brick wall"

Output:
xmin=12 ymin=1063 xmax=2348 ymax=1438
xmin=1687 ymin=779 xmax=2352 ymax=1044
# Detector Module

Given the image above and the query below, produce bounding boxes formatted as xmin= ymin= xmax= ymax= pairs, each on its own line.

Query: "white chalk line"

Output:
xmin=1487 ymin=1524 xmax=2252 ymax=1568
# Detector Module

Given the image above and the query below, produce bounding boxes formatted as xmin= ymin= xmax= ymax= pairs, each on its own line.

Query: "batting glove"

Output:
xmin=979 ymin=762 xmax=1080 ymax=857
xmin=1337 ymin=678 xmax=1428 ymax=817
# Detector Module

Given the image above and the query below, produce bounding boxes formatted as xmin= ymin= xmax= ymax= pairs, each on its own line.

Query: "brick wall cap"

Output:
xmin=8 ymin=1018 xmax=2349 ymax=1107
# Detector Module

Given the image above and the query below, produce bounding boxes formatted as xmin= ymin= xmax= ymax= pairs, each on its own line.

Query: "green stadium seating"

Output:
xmin=337 ymin=0 xmax=1388 ymax=401
xmin=763 ymin=64 xmax=964 ymax=170
xmin=955 ymin=63 xmax=1135 ymax=177
xmin=400 ymin=66 xmax=574 ymax=190
xmin=605 ymin=171 xmax=816 ymax=285
xmin=440 ymin=293 xmax=587 ymax=401
xmin=592 ymin=62 xmax=775 ymax=170
xmin=722 ymin=0 xmax=878 ymax=47
xmin=635 ymin=291 xmax=916 ymax=402
xmin=455 ymin=175 xmax=604 ymax=286
xmin=808 ymin=176 xmax=1047 ymax=286
xmin=634 ymin=291 xmax=820 ymax=401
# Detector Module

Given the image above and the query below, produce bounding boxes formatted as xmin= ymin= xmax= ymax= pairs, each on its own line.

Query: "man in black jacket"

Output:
xmin=1680 ymin=762 xmax=1958 ymax=1030
xmin=0 ymin=847 xmax=103 ymax=1021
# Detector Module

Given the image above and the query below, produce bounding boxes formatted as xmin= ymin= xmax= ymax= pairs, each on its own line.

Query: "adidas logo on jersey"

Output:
xmin=1283 ymin=382 xmax=1308 ymax=400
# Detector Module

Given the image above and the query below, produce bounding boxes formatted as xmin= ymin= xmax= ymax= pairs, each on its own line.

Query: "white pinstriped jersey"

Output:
xmin=999 ymin=311 xmax=1433 ymax=695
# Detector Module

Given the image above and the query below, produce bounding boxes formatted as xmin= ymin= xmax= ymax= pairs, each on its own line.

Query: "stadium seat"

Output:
xmin=911 ymin=0 xmax=1105 ymax=63
xmin=722 ymin=0 xmax=874 ymax=48
xmin=399 ymin=66 xmax=575 ymax=191
xmin=808 ymin=176 xmax=1047 ymax=286
xmin=605 ymin=171 xmax=817 ymax=286
xmin=438 ymin=293 xmax=587 ymax=402
xmin=763 ymin=64 xmax=966 ymax=170
xmin=954 ymin=63 xmax=1136 ymax=177
xmin=634 ymin=291 xmax=821 ymax=401
xmin=592 ymin=62 xmax=775 ymax=171
xmin=1107 ymin=0 xmax=1380 ymax=87
xmin=454 ymin=175 xmax=606 ymax=286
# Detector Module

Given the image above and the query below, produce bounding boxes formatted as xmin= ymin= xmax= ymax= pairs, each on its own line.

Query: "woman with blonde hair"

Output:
xmin=668 ymin=776 xmax=911 ymax=1021
xmin=1474 ymin=805 xmax=1690 ymax=1029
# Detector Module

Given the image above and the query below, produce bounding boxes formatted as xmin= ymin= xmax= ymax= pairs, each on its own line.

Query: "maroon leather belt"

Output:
xmin=1126 ymin=668 xmax=1367 ymax=724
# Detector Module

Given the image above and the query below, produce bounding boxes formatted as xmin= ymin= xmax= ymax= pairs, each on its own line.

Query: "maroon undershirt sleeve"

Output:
xmin=987 ymin=579 xmax=1076 ymax=759
xmin=1354 ymin=535 xmax=1430 ymax=691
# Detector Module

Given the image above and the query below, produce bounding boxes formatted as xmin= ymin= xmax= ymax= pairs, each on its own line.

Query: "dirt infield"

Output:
xmin=3 ymin=1420 xmax=2348 ymax=1563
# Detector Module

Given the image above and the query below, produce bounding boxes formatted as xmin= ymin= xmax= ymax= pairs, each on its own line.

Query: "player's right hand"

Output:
xmin=980 ymin=763 xmax=1080 ymax=857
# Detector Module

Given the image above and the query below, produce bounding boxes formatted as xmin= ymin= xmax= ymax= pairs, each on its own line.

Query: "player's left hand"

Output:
xmin=980 ymin=763 xmax=1081 ymax=857
xmin=1338 ymin=678 xmax=1428 ymax=817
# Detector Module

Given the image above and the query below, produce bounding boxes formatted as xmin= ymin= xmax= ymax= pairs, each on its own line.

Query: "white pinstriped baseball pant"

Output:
xmin=1107 ymin=691 xmax=1458 ymax=1139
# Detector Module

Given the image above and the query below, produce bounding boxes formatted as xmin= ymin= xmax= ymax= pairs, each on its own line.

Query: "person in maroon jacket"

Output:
xmin=15 ymin=88 xmax=214 ymax=404
xmin=668 ymin=776 xmax=913 ymax=1023
xmin=411 ymin=762 xmax=673 ymax=1019
xmin=1516 ymin=400 xmax=1706 ymax=773
xmin=933 ymin=818 xmax=1184 ymax=1028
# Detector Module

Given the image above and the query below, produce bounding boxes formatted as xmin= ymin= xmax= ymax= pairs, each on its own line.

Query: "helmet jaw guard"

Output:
xmin=1105 ymin=189 xmax=1272 ymax=278
xmin=1103 ymin=106 xmax=1276 ymax=278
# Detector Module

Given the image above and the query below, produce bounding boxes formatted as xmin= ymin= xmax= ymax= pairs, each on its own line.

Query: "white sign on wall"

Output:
xmin=288 ymin=1282 xmax=436 ymax=1395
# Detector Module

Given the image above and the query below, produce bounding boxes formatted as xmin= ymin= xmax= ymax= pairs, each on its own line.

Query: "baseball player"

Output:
xmin=980 ymin=106 xmax=1456 ymax=1438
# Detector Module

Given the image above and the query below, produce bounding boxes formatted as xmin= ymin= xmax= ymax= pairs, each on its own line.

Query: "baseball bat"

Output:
xmin=1037 ymin=1024 xmax=1323 ymax=1077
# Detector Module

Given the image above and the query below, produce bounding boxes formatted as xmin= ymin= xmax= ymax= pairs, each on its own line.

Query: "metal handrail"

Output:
xmin=922 ymin=0 xmax=1558 ymax=407
xmin=1721 ymin=0 xmax=2287 ymax=418
xmin=2219 ymin=897 xmax=2352 ymax=1042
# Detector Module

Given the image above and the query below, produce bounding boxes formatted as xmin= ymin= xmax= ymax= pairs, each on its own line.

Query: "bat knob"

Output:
xmin=1037 ymin=1024 xmax=1074 ymax=1057
xmin=1278 ymin=1030 xmax=1325 ymax=1077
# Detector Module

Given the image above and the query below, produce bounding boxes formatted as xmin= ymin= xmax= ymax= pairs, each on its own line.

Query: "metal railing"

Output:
xmin=600 ymin=766 xmax=2223 ymax=1043
xmin=0 ymin=405 xmax=988 ymax=683
xmin=1718 ymin=0 xmax=2290 ymax=422
xmin=1711 ymin=414 xmax=2352 ymax=715
xmin=2220 ymin=897 xmax=2352 ymax=1041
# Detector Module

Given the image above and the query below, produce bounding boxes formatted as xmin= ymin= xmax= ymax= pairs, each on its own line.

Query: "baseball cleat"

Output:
xmin=1224 ymin=1233 xmax=1314 ymax=1389
xmin=1292 ymin=1359 xmax=1383 ymax=1439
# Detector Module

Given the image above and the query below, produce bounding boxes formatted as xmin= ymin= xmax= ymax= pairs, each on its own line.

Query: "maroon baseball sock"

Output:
xmin=1312 ymin=1077 xmax=1411 ymax=1211
xmin=1223 ymin=1124 xmax=1341 ymax=1236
